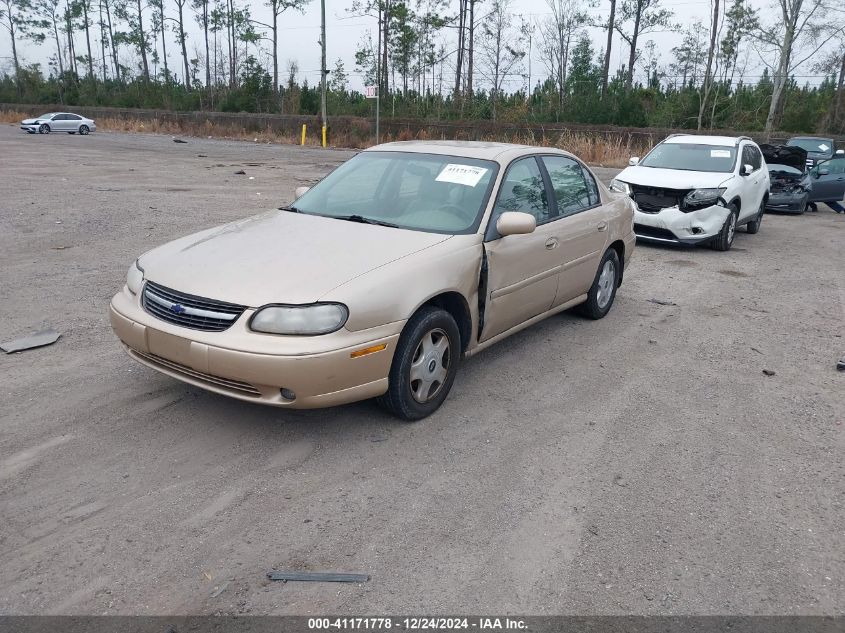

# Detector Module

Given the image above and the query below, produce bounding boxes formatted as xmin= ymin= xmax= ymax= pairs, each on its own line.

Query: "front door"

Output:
xmin=481 ymin=157 xmax=563 ymax=341
xmin=809 ymin=158 xmax=845 ymax=203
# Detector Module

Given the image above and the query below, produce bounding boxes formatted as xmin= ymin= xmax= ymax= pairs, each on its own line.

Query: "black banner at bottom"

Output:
xmin=0 ymin=617 xmax=842 ymax=633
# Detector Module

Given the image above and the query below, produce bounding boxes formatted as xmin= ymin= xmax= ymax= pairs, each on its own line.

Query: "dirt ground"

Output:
xmin=0 ymin=125 xmax=843 ymax=616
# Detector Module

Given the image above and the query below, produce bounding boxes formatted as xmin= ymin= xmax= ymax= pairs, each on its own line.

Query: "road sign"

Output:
xmin=365 ymin=85 xmax=379 ymax=99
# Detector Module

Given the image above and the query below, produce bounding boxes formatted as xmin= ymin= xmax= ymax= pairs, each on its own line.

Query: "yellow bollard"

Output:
xmin=322 ymin=125 xmax=327 ymax=148
xmin=301 ymin=124 xmax=306 ymax=146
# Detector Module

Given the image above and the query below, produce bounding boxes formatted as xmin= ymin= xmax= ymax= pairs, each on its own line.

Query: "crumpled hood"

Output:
xmin=138 ymin=211 xmax=451 ymax=307
xmin=21 ymin=118 xmax=42 ymax=124
xmin=760 ymin=144 xmax=807 ymax=172
xmin=616 ymin=165 xmax=733 ymax=190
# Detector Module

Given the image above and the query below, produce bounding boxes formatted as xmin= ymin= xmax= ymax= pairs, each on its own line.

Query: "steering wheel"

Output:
xmin=439 ymin=203 xmax=470 ymax=221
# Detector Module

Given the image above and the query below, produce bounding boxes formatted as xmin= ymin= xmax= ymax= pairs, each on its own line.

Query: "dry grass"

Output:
xmin=1 ymin=108 xmax=642 ymax=164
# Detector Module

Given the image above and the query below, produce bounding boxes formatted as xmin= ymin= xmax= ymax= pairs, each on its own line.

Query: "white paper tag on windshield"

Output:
xmin=819 ymin=143 xmax=830 ymax=151
xmin=710 ymin=149 xmax=731 ymax=158
xmin=436 ymin=164 xmax=489 ymax=187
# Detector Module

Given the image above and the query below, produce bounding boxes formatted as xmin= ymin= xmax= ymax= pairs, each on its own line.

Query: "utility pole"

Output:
xmin=320 ymin=0 xmax=327 ymax=148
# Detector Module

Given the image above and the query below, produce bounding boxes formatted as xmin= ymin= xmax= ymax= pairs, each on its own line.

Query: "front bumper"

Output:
xmin=21 ymin=124 xmax=37 ymax=132
xmin=766 ymin=192 xmax=808 ymax=213
xmin=633 ymin=203 xmax=730 ymax=245
xmin=109 ymin=286 xmax=401 ymax=408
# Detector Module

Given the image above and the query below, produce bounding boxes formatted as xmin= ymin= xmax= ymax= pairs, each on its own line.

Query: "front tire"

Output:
xmin=711 ymin=205 xmax=738 ymax=251
xmin=746 ymin=198 xmax=765 ymax=234
xmin=79 ymin=125 xmax=90 ymax=135
xmin=578 ymin=248 xmax=620 ymax=320
xmin=38 ymin=123 xmax=50 ymax=134
xmin=377 ymin=306 xmax=460 ymax=421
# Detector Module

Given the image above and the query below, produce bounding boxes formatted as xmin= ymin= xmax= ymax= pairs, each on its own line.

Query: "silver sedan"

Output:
xmin=20 ymin=112 xmax=97 ymax=135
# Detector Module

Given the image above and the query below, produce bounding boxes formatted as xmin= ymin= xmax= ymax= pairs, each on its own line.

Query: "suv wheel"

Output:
xmin=746 ymin=198 xmax=765 ymax=234
xmin=377 ymin=306 xmax=461 ymax=421
xmin=711 ymin=205 xmax=738 ymax=251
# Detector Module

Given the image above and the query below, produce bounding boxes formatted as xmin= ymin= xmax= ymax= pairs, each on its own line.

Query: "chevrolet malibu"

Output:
xmin=110 ymin=141 xmax=636 ymax=420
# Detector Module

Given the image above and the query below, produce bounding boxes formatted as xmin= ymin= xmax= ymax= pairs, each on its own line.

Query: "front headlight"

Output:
xmin=609 ymin=178 xmax=631 ymax=195
xmin=126 ymin=260 xmax=144 ymax=295
xmin=249 ymin=303 xmax=349 ymax=335
xmin=683 ymin=188 xmax=726 ymax=210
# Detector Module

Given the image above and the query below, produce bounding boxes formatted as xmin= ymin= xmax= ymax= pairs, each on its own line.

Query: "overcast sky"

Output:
xmin=0 ymin=0 xmax=832 ymax=92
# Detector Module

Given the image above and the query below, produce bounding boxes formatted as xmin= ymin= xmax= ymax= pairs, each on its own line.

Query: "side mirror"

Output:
xmin=836 ymin=149 xmax=844 ymax=156
xmin=294 ymin=185 xmax=310 ymax=199
xmin=629 ymin=156 xmax=640 ymax=166
xmin=496 ymin=211 xmax=536 ymax=236
xmin=740 ymin=164 xmax=753 ymax=176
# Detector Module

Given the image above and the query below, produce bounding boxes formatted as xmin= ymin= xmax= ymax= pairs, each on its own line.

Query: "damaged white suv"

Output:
xmin=610 ymin=135 xmax=769 ymax=251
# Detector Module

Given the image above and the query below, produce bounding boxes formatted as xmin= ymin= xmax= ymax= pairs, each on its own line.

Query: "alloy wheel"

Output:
xmin=596 ymin=259 xmax=616 ymax=309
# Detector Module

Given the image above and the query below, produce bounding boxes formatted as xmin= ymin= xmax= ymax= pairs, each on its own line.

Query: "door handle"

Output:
xmin=545 ymin=237 xmax=559 ymax=249
xmin=597 ymin=221 xmax=608 ymax=232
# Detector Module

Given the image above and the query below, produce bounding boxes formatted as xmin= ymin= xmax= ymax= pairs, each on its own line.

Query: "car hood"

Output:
xmin=21 ymin=118 xmax=42 ymax=124
xmin=760 ymin=144 xmax=806 ymax=172
xmin=616 ymin=165 xmax=732 ymax=189
xmin=138 ymin=211 xmax=452 ymax=307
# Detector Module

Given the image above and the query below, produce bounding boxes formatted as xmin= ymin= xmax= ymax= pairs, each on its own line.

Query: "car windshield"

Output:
xmin=37 ymin=113 xmax=57 ymax=119
xmin=768 ymin=164 xmax=802 ymax=175
xmin=639 ymin=143 xmax=737 ymax=173
xmin=787 ymin=139 xmax=833 ymax=154
xmin=292 ymin=151 xmax=498 ymax=234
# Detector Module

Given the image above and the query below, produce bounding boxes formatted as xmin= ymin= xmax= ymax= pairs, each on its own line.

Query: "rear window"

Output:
xmin=640 ymin=143 xmax=737 ymax=173
xmin=787 ymin=139 xmax=834 ymax=155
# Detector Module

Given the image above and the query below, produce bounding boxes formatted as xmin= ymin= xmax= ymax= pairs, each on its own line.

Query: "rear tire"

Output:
xmin=578 ymin=248 xmax=620 ymax=320
xmin=377 ymin=306 xmax=460 ymax=421
xmin=711 ymin=205 xmax=738 ymax=251
xmin=746 ymin=198 xmax=765 ymax=234
xmin=809 ymin=203 xmax=818 ymax=213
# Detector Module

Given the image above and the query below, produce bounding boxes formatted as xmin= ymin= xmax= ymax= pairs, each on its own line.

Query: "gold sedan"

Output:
xmin=110 ymin=141 xmax=636 ymax=420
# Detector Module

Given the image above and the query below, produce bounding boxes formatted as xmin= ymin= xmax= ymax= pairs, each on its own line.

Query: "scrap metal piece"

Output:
xmin=267 ymin=571 xmax=370 ymax=583
xmin=837 ymin=357 xmax=845 ymax=371
xmin=1 ymin=329 xmax=61 ymax=353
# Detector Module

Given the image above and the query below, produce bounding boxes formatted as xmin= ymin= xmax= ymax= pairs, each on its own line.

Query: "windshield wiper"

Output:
xmin=337 ymin=214 xmax=398 ymax=228
xmin=278 ymin=205 xmax=300 ymax=212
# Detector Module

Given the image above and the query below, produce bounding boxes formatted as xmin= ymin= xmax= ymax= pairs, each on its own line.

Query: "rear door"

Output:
xmin=52 ymin=114 xmax=69 ymax=131
xmin=66 ymin=114 xmax=82 ymax=130
xmin=809 ymin=158 xmax=845 ymax=202
xmin=539 ymin=155 xmax=609 ymax=305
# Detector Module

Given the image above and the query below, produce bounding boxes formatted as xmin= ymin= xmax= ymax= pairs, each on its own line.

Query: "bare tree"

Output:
xmin=538 ymin=0 xmax=587 ymax=109
xmin=174 ymin=0 xmax=191 ymax=87
xmin=191 ymin=0 xmax=210 ymax=86
xmin=600 ymin=0 xmax=616 ymax=98
xmin=697 ymin=0 xmax=720 ymax=129
xmin=615 ymin=0 xmax=675 ymax=90
xmin=477 ymin=0 xmax=525 ymax=119
xmin=755 ymin=0 xmax=845 ymax=137
xmin=35 ymin=0 xmax=66 ymax=75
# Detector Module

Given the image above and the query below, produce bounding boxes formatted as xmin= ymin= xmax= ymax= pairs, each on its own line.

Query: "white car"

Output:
xmin=20 ymin=112 xmax=97 ymax=135
xmin=610 ymin=135 xmax=770 ymax=251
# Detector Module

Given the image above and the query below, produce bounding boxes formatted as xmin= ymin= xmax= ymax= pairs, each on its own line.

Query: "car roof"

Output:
xmin=663 ymin=135 xmax=744 ymax=147
xmin=366 ymin=140 xmax=578 ymax=165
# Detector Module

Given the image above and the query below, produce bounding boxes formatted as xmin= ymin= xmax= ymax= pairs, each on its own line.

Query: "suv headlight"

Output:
xmin=683 ymin=188 xmax=726 ymax=210
xmin=609 ymin=178 xmax=631 ymax=194
xmin=249 ymin=303 xmax=349 ymax=335
xmin=126 ymin=260 xmax=144 ymax=295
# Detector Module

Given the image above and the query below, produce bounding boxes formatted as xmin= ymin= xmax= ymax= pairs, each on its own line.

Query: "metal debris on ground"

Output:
xmin=762 ymin=369 xmax=776 ymax=376
xmin=267 ymin=571 xmax=370 ymax=583
xmin=173 ymin=138 xmax=188 ymax=144
xmin=837 ymin=357 xmax=845 ymax=371
xmin=1 ymin=329 xmax=61 ymax=353
xmin=234 ymin=170 xmax=246 ymax=175
xmin=648 ymin=298 xmax=678 ymax=306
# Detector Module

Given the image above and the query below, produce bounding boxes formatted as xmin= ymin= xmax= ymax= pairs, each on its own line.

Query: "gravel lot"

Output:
xmin=1 ymin=125 xmax=843 ymax=616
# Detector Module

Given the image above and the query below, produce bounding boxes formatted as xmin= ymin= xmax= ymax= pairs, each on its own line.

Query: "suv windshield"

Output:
xmin=292 ymin=151 xmax=498 ymax=234
xmin=787 ymin=138 xmax=834 ymax=155
xmin=640 ymin=143 xmax=737 ymax=173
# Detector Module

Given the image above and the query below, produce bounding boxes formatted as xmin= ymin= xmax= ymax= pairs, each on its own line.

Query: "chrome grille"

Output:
xmin=142 ymin=281 xmax=246 ymax=332
xmin=132 ymin=350 xmax=262 ymax=397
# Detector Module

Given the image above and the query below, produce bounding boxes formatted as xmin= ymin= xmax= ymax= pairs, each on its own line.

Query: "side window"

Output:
xmin=53 ymin=114 xmax=66 ymax=120
xmin=741 ymin=145 xmax=761 ymax=171
xmin=493 ymin=157 xmax=549 ymax=224
xmin=824 ymin=158 xmax=845 ymax=175
xmin=751 ymin=146 xmax=762 ymax=170
xmin=67 ymin=114 xmax=81 ymax=121
xmin=542 ymin=155 xmax=593 ymax=217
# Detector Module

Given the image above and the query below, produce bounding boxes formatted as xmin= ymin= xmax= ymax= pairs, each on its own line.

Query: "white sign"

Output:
xmin=818 ymin=143 xmax=830 ymax=151
xmin=365 ymin=85 xmax=378 ymax=99
xmin=710 ymin=149 xmax=731 ymax=158
xmin=435 ymin=164 xmax=489 ymax=187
